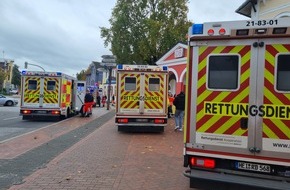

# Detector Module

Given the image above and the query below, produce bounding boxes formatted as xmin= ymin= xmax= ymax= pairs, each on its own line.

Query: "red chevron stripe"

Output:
xmin=264 ymin=79 xmax=290 ymax=104
xmin=263 ymin=119 xmax=289 ymax=139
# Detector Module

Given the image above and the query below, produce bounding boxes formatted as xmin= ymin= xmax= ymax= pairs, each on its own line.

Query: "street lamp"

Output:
xmin=101 ymin=55 xmax=116 ymax=110
xmin=24 ymin=62 xmax=46 ymax=72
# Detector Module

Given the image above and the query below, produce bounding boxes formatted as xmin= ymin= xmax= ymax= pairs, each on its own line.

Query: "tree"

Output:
xmin=11 ymin=64 xmax=21 ymax=87
xmin=76 ymin=69 xmax=87 ymax=80
xmin=100 ymin=0 xmax=191 ymax=65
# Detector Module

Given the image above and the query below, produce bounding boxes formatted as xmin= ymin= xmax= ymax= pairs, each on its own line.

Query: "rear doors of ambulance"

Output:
xmin=117 ymin=70 xmax=167 ymax=116
xmin=189 ymin=37 xmax=290 ymax=162
xmin=22 ymin=75 xmax=60 ymax=108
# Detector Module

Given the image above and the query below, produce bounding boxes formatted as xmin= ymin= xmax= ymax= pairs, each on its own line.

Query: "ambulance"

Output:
xmin=183 ymin=17 xmax=290 ymax=189
xmin=20 ymin=71 xmax=85 ymax=120
xmin=115 ymin=64 xmax=169 ymax=132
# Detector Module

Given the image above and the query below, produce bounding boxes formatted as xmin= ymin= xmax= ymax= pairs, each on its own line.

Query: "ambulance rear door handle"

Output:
xmin=253 ymin=42 xmax=258 ymax=47
xmin=240 ymin=118 xmax=248 ymax=130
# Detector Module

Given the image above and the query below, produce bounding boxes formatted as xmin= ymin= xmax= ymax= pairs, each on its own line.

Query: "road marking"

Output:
xmin=3 ymin=116 xmax=22 ymax=121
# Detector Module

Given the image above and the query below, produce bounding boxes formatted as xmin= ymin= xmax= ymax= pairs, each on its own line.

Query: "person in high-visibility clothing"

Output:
xmin=168 ymin=92 xmax=175 ymax=118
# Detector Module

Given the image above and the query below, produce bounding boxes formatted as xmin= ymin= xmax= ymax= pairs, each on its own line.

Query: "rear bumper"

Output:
xmin=184 ymin=169 xmax=290 ymax=190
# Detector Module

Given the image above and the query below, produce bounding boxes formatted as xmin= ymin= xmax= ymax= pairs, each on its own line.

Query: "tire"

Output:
xmin=5 ymin=100 xmax=13 ymax=106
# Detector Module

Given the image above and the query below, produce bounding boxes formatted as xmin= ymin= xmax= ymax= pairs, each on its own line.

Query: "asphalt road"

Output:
xmin=0 ymin=97 xmax=58 ymax=142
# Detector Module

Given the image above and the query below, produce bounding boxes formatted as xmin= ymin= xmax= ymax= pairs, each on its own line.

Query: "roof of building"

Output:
xmin=236 ymin=0 xmax=257 ymax=18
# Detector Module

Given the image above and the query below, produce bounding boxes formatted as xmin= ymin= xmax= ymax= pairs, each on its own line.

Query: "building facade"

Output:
xmin=236 ymin=0 xmax=290 ymax=19
xmin=156 ymin=43 xmax=187 ymax=96
xmin=0 ymin=59 xmax=14 ymax=92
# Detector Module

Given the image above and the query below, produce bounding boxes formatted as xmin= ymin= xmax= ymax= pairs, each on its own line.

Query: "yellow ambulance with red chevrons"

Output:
xmin=183 ymin=17 xmax=290 ymax=189
xmin=20 ymin=71 xmax=85 ymax=120
xmin=115 ymin=64 xmax=169 ymax=132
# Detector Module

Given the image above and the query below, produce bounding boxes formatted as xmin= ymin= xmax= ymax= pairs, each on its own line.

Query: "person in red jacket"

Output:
xmin=101 ymin=95 xmax=107 ymax=107
xmin=83 ymin=90 xmax=94 ymax=116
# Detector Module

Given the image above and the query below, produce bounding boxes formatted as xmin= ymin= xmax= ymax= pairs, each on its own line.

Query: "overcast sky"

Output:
xmin=0 ymin=0 xmax=246 ymax=76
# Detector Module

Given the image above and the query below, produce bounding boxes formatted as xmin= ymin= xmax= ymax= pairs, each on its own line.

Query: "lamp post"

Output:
xmin=101 ymin=55 xmax=116 ymax=110
xmin=24 ymin=62 xmax=46 ymax=72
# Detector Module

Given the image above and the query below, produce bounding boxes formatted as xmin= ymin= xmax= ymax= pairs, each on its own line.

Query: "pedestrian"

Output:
xmin=173 ymin=91 xmax=185 ymax=131
xmin=102 ymin=95 xmax=107 ymax=107
xmin=83 ymin=90 xmax=94 ymax=116
xmin=112 ymin=94 xmax=115 ymax=106
xmin=97 ymin=94 xmax=101 ymax=107
xmin=168 ymin=92 xmax=175 ymax=118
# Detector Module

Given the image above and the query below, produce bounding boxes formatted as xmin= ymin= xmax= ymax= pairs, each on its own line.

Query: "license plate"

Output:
xmin=235 ymin=161 xmax=271 ymax=173
xmin=136 ymin=119 xmax=148 ymax=122
xmin=37 ymin=110 xmax=47 ymax=114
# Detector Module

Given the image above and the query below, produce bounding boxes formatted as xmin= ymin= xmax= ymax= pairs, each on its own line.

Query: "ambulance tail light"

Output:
xmin=118 ymin=118 xmax=128 ymax=123
xmin=154 ymin=119 xmax=165 ymax=124
xmin=190 ymin=156 xmax=216 ymax=169
xmin=192 ymin=24 xmax=203 ymax=34
xmin=51 ymin=110 xmax=60 ymax=115
xmin=22 ymin=110 xmax=31 ymax=114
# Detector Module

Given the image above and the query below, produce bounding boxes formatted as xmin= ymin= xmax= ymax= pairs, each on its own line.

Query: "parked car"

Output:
xmin=0 ymin=94 xmax=18 ymax=106
xmin=9 ymin=89 xmax=19 ymax=94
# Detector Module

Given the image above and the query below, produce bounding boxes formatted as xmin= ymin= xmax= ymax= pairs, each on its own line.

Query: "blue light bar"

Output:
xmin=117 ymin=64 xmax=123 ymax=70
xmin=56 ymin=72 xmax=62 ymax=76
xmin=192 ymin=24 xmax=203 ymax=34
xmin=163 ymin=66 xmax=168 ymax=71
xmin=21 ymin=70 xmax=27 ymax=75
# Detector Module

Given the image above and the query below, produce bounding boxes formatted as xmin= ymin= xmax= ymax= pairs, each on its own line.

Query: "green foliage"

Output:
xmin=76 ymin=70 xmax=87 ymax=80
xmin=100 ymin=0 xmax=191 ymax=65
xmin=12 ymin=64 xmax=21 ymax=87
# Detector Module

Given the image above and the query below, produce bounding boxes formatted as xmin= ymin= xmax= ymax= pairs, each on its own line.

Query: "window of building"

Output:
xmin=276 ymin=54 xmax=290 ymax=91
xmin=47 ymin=81 xmax=56 ymax=91
xmin=149 ymin=78 xmax=160 ymax=91
xmin=207 ymin=55 xmax=239 ymax=90
xmin=28 ymin=80 xmax=37 ymax=90
xmin=125 ymin=77 xmax=136 ymax=91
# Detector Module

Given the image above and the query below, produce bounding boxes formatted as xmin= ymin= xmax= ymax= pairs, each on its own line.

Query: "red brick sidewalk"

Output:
xmin=8 ymin=117 xmax=193 ymax=190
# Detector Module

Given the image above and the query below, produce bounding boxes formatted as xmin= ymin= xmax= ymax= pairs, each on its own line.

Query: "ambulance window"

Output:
xmin=125 ymin=77 xmax=136 ymax=91
xmin=149 ymin=78 xmax=160 ymax=91
xmin=47 ymin=81 xmax=56 ymax=91
xmin=77 ymin=83 xmax=85 ymax=92
xmin=276 ymin=54 xmax=290 ymax=91
xmin=28 ymin=80 xmax=37 ymax=90
xmin=208 ymin=55 xmax=239 ymax=90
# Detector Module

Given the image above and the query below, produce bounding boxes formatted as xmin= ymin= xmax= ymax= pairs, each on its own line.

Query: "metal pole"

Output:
xmin=107 ymin=67 xmax=112 ymax=110
xmin=24 ymin=62 xmax=46 ymax=72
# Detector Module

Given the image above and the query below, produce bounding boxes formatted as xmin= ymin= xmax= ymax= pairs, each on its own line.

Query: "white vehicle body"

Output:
xmin=184 ymin=17 xmax=290 ymax=189
xmin=115 ymin=64 xmax=169 ymax=132
xmin=0 ymin=94 xmax=18 ymax=106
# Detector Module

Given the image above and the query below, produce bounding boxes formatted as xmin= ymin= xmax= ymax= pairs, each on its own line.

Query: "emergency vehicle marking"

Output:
xmin=120 ymin=73 xmax=140 ymax=110
xmin=61 ymin=79 xmax=72 ymax=108
xmin=144 ymin=74 xmax=164 ymax=110
xmin=262 ymin=44 xmax=290 ymax=141
xmin=43 ymin=77 xmax=59 ymax=104
xmin=24 ymin=77 xmax=41 ymax=104
xmin=196 ymin=45 xmax=251 ymax=137
xmin=204 ymin=101 xmax=290 ymax=120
